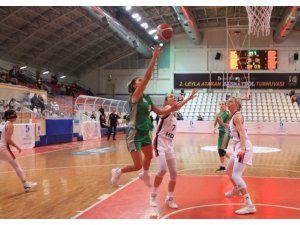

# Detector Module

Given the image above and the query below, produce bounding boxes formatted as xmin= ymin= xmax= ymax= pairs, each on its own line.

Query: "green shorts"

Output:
xmin=218 ymin=130 xmax=230 ymax=150
xmin=126 ymin=128 xmax=152 ymax=152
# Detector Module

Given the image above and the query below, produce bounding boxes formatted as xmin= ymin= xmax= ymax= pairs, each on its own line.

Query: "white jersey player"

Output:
xmin=150 ymin=89 xmax=197 ymax=209
xmin=0 ymin=110 xmax=37 ymax=192
xmin=218 ymin=96 xmax=256 ymax=215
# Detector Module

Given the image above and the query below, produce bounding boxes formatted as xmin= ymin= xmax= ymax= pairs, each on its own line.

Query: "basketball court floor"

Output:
xmin=0 ymin=132 xmax=300 ymax=219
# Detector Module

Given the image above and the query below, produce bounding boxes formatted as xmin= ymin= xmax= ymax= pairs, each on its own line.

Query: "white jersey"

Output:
xmin=0 ymin=121 xmax=16 ymax=162
xmin=229 ymin=111 xmax=250 ymax=142
xmin=229 ymin=111 xmax=253 ymax=165
xmin=0 ymin=121 xmax=8 ymax=150
xmin=153 ymin=112 xmax=177 ymax=160
xmin=155 ymin=112 xmax=177 ymax=140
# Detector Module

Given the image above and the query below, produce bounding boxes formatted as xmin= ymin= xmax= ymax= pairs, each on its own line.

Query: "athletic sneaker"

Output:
xmin=216 ymin=166 xmax=226 ymax=171
xmin=235 ymin=204 xmax=256 ymax=215
xmin=111 ymin=168 xmax=122 ymax=187
xmin=224 ymin=188 xmax=241 ymax=197
xmin=138 ymin=172 xmax=152 ymax=187
xmin=150 ymin=193 xmax=157 ymax=207
xmin=24 ymin=181 xmax=37 ymax=192
xmin=165 ymin=197 xmax=178 ymax=209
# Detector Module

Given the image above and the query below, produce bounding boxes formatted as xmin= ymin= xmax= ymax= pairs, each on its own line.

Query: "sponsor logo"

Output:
xmin=189 ymin=120 xmax=195 ymax=129
xmin=25 ymin=124 xmax=30 ymax=133
xmin=24 ymin=124 xmax=32 ymax=141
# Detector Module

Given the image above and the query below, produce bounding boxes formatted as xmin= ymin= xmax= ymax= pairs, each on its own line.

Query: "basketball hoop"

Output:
xmin=245 ymin=6 xmax=273 ymax=37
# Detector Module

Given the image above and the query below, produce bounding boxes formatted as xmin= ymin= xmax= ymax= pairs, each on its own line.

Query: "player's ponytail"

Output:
xmin=127 ymin=77 xmax=139 ymax=94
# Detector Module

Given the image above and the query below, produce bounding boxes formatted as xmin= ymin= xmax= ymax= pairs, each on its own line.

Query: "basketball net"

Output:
xmin=245 ymin=6 xmax=273 ymax=37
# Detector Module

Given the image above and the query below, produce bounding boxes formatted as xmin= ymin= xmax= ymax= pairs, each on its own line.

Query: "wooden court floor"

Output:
xmin=0 ymin=132 xmax=300 ymax=218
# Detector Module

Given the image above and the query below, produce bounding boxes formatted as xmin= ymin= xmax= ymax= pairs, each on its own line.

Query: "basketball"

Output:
xmin=156 ymin=23 xmax=173 ymax=42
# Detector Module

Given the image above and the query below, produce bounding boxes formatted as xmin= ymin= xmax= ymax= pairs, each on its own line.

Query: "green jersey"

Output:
xmin=128 ymin=94 xmax=152 ymax=131
xmin=217 ymin=111 xmax=229 ymax=132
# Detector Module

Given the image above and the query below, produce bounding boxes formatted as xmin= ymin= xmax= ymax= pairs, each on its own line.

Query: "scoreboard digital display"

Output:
xmin=229 ymin=50 xmax=277 ymax=70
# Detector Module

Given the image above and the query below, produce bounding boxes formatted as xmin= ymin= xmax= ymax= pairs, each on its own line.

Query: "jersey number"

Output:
xmin=172 ymin=125 xmax=176 ymax=131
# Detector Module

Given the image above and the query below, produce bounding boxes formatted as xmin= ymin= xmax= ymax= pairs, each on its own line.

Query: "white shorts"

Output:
xmin=153 ymin=136 xmax=175 ymax=160
xmin=0 ymin=146 xmax=16 ymax=162
xmin=230 ymin=140 xmax=253 ymax=165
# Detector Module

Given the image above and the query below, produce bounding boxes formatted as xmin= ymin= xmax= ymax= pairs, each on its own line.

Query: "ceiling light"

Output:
xmin=125 ymin=6 xmax=132 ymax=11
xmin=20 ymin=66 xmax=27 ymax=69
xmin=60 ymin=75 xmax=66 ymax=79
xmin=154 ymin=35 xmax=158 ymax=40
xmin=141 ymin=22 xmax=148 ymax=28
xmin=141 ymin=23 xmax=149 ymax=29
xmin=148 ymin=29 xmax=156 ymax=35
xmin=159 ymin=43 xmax=163 ymax=47
xmin=131 ymin=13 xmax=139 ymax=19
xmin=42 ymin=71 xmax=49 ymax=74
xmin=136 ymin=17 xmax=141 ymax=22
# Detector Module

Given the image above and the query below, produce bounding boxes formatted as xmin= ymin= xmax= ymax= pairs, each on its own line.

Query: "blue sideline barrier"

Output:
xmin=35 ymin=119 xmax=74 ymax=146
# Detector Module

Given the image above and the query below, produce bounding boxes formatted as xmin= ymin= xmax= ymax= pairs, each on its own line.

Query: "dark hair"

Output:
xmin=99 ymin=108 xmax=104 ymax=114
xmin=128 ymin=77 xmax=139 ymax=94
xmin=4 ymin=109 xmax=17 ymax=121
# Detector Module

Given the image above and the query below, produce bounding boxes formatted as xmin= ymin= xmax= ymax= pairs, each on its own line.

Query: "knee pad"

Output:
xmin=231 ymin=174 xmax=247 ymax=189
xmin=218 ymin=149 xmax=226 ymax=157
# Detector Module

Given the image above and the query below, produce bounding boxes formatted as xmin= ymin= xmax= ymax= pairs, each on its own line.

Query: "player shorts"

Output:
xmin=126 ymin=128 xmax=152 ymax=152
xmin=153 ymin=136 xmax=175 ymax=160
xmin=218 ymin=130 xmax=230 ymax=150
xmin=230 ymin=140 xmax=253 ymax=165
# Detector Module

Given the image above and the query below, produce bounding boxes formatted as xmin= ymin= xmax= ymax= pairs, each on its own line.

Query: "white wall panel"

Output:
xmin=174 ymin=50 xmax=207 ymax=72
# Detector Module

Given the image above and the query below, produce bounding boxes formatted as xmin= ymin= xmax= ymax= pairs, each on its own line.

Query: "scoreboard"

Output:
xmin=229 ymin=50 xmax=277 ymax=70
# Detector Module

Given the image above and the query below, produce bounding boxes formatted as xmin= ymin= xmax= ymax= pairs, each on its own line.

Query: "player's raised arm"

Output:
xmin=131 ymin=46 xmax=160 ymax=103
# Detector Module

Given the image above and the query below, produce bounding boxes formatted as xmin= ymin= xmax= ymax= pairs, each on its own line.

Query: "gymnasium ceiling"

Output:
xmin=0 ymin=6 xmax=299 ymax=77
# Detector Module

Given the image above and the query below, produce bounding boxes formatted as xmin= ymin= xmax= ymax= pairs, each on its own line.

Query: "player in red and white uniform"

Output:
xmin=150 ymin=90 xmax=197 ymax=209
xmin=218 ymin=96 xmax=256 ymax=215
xmin=0 ymin=110 xmax=37 ymax=192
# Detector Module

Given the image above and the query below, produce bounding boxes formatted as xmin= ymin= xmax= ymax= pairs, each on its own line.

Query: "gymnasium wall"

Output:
xmin=0 ymin=83 xmax=47 ymax=103
xmin=80 ymin=28 xmax=300 ymax=95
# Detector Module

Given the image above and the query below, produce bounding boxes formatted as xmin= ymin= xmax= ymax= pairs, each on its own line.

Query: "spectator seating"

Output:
xmin=179 ymin=91 xmax=300 ymax=122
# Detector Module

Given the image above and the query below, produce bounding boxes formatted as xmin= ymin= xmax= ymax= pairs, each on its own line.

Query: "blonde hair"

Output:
xmin=230 ymin=96 xmax=242 ymax=110
xmin=164 ymin=93 xmax=172 ymax=106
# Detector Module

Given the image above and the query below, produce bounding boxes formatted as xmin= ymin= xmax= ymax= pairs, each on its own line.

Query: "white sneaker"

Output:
xmin=24 ymin=181 xmax=37 ymax=192
xmin=224 ymin=188 xmax=241 ymax=197
xmin=165 ymin=197 xmax=178 ymax=209
xmin=150 ymin=193 xmax=157 ymax=207
xmin=138 ymin=172 xmax=152 ymax=187
xmin=235 ymin=204 xmax=256 ymax=215
xmin=111 ymin=168 xmax=122 ymax=187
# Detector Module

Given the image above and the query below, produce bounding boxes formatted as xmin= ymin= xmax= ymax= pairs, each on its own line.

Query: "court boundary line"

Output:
xmin=71 ymin=177 xmax=139 ymax=219
xmin=1 ymin=165 xmax=300 ymax=180
xmin=178 ymin=167 xmax=300 ymax=177
xmin=161 ymin=203 xmax=300 ymax=219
